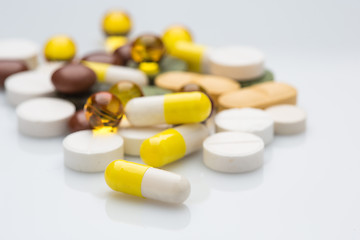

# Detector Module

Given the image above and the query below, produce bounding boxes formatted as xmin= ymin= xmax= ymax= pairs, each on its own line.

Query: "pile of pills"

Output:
xmin=0 ymin=9 xmax=306 ymax=204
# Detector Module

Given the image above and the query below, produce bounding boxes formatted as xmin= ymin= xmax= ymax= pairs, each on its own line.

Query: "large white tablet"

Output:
xmin=118 ymin=125 xmax=170 ymax=156
xmin=208 ymin=46 xmax=265 ymax=81
xmin=215 ymin=108 xmax=274 ymax=145
xmin=5 ymin=71 xmax=56 ymax=106
xmin=63 ymin=130 xmax=124 ymax=172
xmin=265 ymin=104 xmax=306 ymax=135
xmin=16 ymin=98 xmax=75 ymax=137
xmin=0 ymin=39 xmax=39 ymax=69
xmin=203 ymin=132 xmax=264 ymax=173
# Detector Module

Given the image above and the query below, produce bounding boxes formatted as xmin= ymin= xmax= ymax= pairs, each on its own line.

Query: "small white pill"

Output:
xmin=0 ymin=39 xmax=39 ymax=70
xmin=16 ymin=98 xmax=75 ymax=138
xmin=118 ymin=125 xmax=170 ymax=156
xmin=5 ymin=71 xmax=56 ymax=106
xmin=215 ymin=108 xmax=274 ymax=145
xmin=265 ymin=104 xmax=306 ymax=135
xmin=209 ymin=46 xmax=265 ymax=81
xmin=63 ymin=130 xmax=124 ymax=172
xmin=203 ymin=132 xmax=264 ymax=173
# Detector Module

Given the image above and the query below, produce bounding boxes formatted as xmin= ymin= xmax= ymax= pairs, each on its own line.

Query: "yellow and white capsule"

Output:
xmin=105 ymin=160 xmax=190 ymax=204
xmin=170 ymin=41 xmax=211 ymax=73
xmin=125 ymin=92 xmax=211 ymax=126
xmin=162 ymin=25 xmax=210 ymax=73
xmin=82 ymin=61 xmax=148 ymax=86
xmin=140 ymin=123 xmax=209 ymax=167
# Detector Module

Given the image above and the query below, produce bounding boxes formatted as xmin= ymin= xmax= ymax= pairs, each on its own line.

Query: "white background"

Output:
xmin=1 ymin=0 xmax=360 ymax=239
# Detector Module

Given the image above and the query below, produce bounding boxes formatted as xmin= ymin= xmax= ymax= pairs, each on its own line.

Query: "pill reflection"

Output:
xmin=106 ymin=192 xmax=191 ymax=230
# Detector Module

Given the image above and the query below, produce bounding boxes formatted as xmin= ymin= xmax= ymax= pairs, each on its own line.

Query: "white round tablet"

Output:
xmin=16 ymin=98 xmax=75 ymax=138
xmin=265 ymin=104 xmax=306 ymax=135
xmin=118 ymin=125 xmax=170 ymax=156
xmin=35 ymin=61 xmax=64 ymax=75
xmin=203 ymin=132 xmax=264 ymax=173
xmin=209 ymin=46 xmax=265 ymax=81
xmin=215 ymin=108 xmax=274 ymax=145
xmin=0 ymin=39 xmax=39 ymax=69
xmin=5 ymin=71 xmax=56 ymax=106
xmin=63 ymin=130 xmax=124 ymax=173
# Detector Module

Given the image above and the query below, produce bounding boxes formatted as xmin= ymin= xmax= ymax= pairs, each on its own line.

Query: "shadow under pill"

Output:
xmin=203 ymin=166 xmax=264 ymax=192
xmin=63 ymin=167 xmax=107 ymax=194
xmin=16 ymin=133 xmax=63 ymax=155
xmin=105 ymin=191 xmax=191 ymax=230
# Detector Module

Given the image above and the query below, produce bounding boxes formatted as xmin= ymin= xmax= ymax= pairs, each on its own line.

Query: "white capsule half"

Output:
xmin=82 ymin=61 xmax=148 ymax=86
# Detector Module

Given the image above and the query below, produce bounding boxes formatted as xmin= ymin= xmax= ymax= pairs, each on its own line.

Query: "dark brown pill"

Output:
xmin=82 ymin=51 xmax=124 ymax=66
xmin=113 ymin=43 xmax=132 ymax=64
xmin=68 ymin=109 xmax=91 ymax=132
xmin=52 ymin=63 xmax=97 ymax=94
xmin=0 ymin=60 xmax=28 ymax=88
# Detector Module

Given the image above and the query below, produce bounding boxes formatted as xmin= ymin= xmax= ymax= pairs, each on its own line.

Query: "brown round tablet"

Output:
xmin=113 ymin=43 xmax=132 ymax=63
xmin=82 ymin=51 xmax=124 ymax=65
xmin=0 ymin=60 xmax=28 ymax=87
xmin=51 ymin=63 xmax=97 ymax=94
xmin=68 ymin=109 xmax=91 ymax=132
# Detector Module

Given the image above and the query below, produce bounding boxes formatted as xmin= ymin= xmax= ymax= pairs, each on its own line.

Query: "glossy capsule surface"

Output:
xmin=105 ymin=160 xmax=190 ymax=204
xmin=84 ymin=91 xmax=123 ymax=130
xmin=140 ymin=123 xmax=209 ymax=167
xmin=125 ymin=92 xmax=212 ymax=126
xmin=109 ymin=81 xmax=143 ymax=106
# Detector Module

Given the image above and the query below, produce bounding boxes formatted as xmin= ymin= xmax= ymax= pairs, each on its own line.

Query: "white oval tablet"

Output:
xmin=0 ymin=39 xmax=39 ymax=69
xmin=16 ymin=98 xmax=75 ymax=137
xmin=265 ymin=104 xmax=306 ymax=135
xmin=5 ymin=71 xmax=56 ymax=106
xmin=63 ymin=130 xmax=124 ymax=173
xmin=203 ymin=132 xmax=264 ymax=173
xmin=118 ymin=125 xmax=170 ymax=156
xmin=215 ymin=108 xmax=274 ymax=145
xmin=209 ymin=46 xmax=265 ymax=81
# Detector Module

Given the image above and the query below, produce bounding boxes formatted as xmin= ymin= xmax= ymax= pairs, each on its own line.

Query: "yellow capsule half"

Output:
xmin=170 ymin=41 xmax=207 ymax=72
xmin=105 ymin=160 xmax=150 ymax=197
xmin=140 ymin=128 xmax=186 ymax=167
xmin=164 ymin=92 xmax=211 ymax=124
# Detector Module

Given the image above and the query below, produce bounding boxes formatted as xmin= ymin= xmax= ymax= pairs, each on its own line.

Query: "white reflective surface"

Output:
xmin=1 ymin=0 xmax=360 ymax=239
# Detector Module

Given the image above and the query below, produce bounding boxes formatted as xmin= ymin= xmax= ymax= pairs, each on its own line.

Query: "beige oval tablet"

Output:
xmin=155 ymin=71 xmax=200 ymax=91
xmin=197 ymin=75 xmax=240 ymax=100
xmin=218 ymin=82 xmax=297 ymax=110
xmin=155 ymin=71 xmax=240 ymax=104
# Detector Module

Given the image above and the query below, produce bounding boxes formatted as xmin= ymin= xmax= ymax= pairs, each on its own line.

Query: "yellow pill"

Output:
xmin=44 ymin=35 xmax=76 ymax=61
xmin=104 ymin=36 xmax=128 ymax=52
xmin=140 ymin=123 xmax=209 ymax=167
xmin=162 ymin=25 xmax=193 ymax=53
xmin=105 ymin=160 xmax=190 ymax=204
xmin=125 ymin=92 xmax=212 ymax=126
xmin=102 ymin=10 xmax=132 ymax=36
